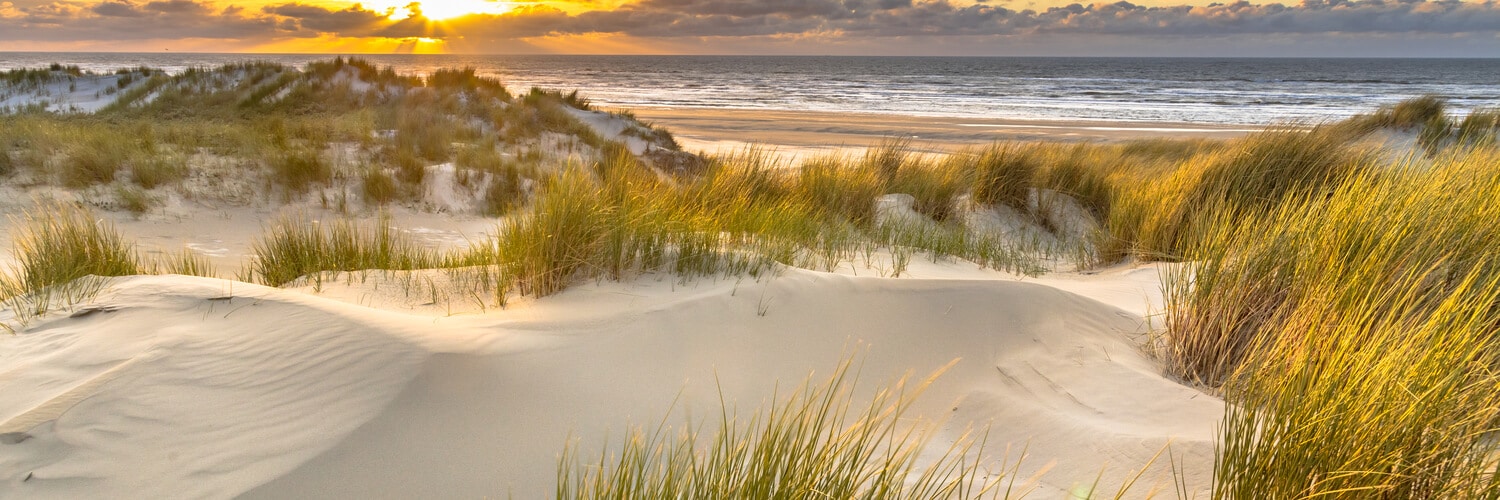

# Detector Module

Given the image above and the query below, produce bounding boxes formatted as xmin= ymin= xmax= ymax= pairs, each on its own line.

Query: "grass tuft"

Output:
xmin=970 ymin=144 xmax=1038 ymax=210
xmin=1457 ymin=108 xmax=1500 ymax=147
xmin=249 ymin=213 xmax=437 ymax=287
xmin=0 ymin=202 xmax=140 ymax=299
xmin=130 ymin=153 xmax=188 ymax=189
xmin=362 ymin=167 xmax=400 ymax=205
xmin=150 ymin=248 xmax=216 ymax=278
xmin=272 ymin=148 xmax=331 ymax=193
xmin=557 ymin=358 xmax=1014 ymax=499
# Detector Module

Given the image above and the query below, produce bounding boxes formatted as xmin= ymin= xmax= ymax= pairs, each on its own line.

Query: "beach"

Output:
xmin=1 ymin=57 xmax=1493 ymax=499
xmin=627 ymin=107 xmax=1259 ymax=160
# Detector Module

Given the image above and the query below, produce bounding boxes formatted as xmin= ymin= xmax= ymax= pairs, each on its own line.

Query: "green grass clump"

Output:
xmin=115 ymin=185 xmax=157 ymax=215
xmin=0 ymin=202 xmax=141 ymax=299
xmin=482 ymin=166 xmax=527 ymax=216
xmin=557 ymin=359 xmax=1013 ymax=499
xmin=62 ymin=136 xmax=127 ymax=187
xmin=1343 ymin=95 xmax=1449 ymax=133
xmin=249 ymin=214 xmax=438 ymax=287
xmin=890 ymin=154 xmax=966 ymax=223
xmin=129 ymin=153 xmax=188 ymax=189
xmin=1386 ymin=95 xmax=1447 ymax=129
xmin=394 ymin=103 xmax=455 ymax=163
xmin=1032 ymin=146 xmax=1116 ymax=221
xmin=527 ymin=87 xmax=592 ymax=111
xmin=1215 ymin=270 xmax=1500 ymax=498
xmin=149 ymin=248 xmax=217 ymax=278
xmin=793 ymin=154 xmax=884 ymax=228
xmin=479 ymin=168 xmax=607 ymax=297
xmin=458 ymin=147 xmax=1044 ymax=300
xmin=1457 ymin=108 xmax=1500 ymax=147
xmin=455 ymin=141 xmax=531 ymax=214
xmin=272 ymin=148 xmax=331 ymax=193
xmin=1105 ymin=126 xmax=1367 ymax=261
xmin=390 ymin=147 xmax=427 ymax=187
xmin=969 ymin=144 xmax=1038 ymax=210
xmin=362 ymin=168 xmax=399 ymax=205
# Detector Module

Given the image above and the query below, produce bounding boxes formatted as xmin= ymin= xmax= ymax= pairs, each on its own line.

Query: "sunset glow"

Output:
xmin=369 ymin=0 xmax=516 ymax=21
xmin=0 ymin=0 xmax=1495 ymax=56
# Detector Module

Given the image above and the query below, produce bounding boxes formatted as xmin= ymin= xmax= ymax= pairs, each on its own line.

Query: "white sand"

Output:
xmin=566 ymin=108 xmax=655 ymax=155
xmin=0 ymin=71 xmax=144 ymax=114
xmin=1 ymin=255 xmax=1221 ymax=498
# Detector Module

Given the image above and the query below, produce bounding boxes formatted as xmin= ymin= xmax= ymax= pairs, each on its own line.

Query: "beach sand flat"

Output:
xmin=627 ymin=107 xmax=1259 ymax=161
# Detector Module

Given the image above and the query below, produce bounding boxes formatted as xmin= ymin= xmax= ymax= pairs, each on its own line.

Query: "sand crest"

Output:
xmin=2 ymin=261 xmax=1220 ymax=498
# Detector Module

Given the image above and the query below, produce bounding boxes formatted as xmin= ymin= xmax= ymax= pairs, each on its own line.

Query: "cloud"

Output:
xmin=0 ymin=0 xmax=1498 ymax=52
xmin=263 ymin=2 xmax=385 ymax=33
xmin=431 ymin=0 xmax=1500 ymax=38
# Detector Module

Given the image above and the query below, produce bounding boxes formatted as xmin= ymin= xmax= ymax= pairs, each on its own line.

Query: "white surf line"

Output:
xmin=955 ymin=123 xmax=1264 ymax=133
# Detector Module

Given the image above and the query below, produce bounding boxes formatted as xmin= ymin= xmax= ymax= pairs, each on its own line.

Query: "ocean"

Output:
xmin=1 ymin=53 xmax=1495 ymax=125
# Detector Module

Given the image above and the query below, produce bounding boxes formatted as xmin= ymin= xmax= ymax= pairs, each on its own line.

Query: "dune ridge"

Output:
xmin=2 ymin=262 xmax=1218 ymax=498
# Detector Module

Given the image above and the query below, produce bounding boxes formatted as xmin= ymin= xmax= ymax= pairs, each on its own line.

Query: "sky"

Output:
xmin=1 ymin=0 xmax=1497 ymax=56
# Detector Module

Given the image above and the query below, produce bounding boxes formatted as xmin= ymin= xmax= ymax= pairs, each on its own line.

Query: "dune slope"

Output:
xmin=1 ymin=264 xmax=1220 ymax=499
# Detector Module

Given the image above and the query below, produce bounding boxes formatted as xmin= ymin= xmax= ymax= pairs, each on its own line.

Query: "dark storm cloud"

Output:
xmin=1 ymin=0 xmax=1498 ymax=43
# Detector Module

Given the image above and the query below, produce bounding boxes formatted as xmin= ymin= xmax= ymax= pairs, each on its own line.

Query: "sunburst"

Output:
xmin=372 ymin=1 xmax=513 ymax=21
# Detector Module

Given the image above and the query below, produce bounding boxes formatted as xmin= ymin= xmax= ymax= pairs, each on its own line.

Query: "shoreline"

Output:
xmin=622 ymin=106 xmax=1262 ymax=160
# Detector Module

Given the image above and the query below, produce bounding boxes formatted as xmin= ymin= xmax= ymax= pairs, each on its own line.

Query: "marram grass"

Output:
xmin=1164 ymin=147 xmax=1500 ymax=497
xmin=0 ymin=202 xmax=142 ymax=330
xmin=0 ymin=201 xmax=140 ymax=298
xmin=249 ymin=213 xmax=438 ymax=287
xmin=555 ymin=359 xmax=1029 ymax=500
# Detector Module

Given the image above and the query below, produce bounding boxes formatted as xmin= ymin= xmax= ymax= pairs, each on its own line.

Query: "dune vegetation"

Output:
xmin=0 ymin=57 xmax=682 ymax=215
xmin=4 ymin=57 xmax=1500 ymax=498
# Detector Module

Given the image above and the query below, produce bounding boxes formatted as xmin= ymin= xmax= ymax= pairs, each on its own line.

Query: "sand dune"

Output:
xmin=2 ymin=261 xmax=1220 ymax=498
xmin=0 ymin=61 xmax=1228 ymax=499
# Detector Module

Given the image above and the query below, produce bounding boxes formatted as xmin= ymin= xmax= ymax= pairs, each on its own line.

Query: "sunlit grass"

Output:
xmin=0 ymin=202 xmax=140 ymax=298
xmin=556 ymin=358 xmax=1023 ymax=499
xmin=0 ymin=203 xmax=141 ymax=330
xmin=1162 ymin=147 xmax=1500 ymax=496
xmin=248 ymin=213 xmax=438 ymax=287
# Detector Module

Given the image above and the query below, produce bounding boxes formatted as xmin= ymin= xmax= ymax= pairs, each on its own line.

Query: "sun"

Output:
xmin=419 ymin=0 xmax=511 ymax=20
